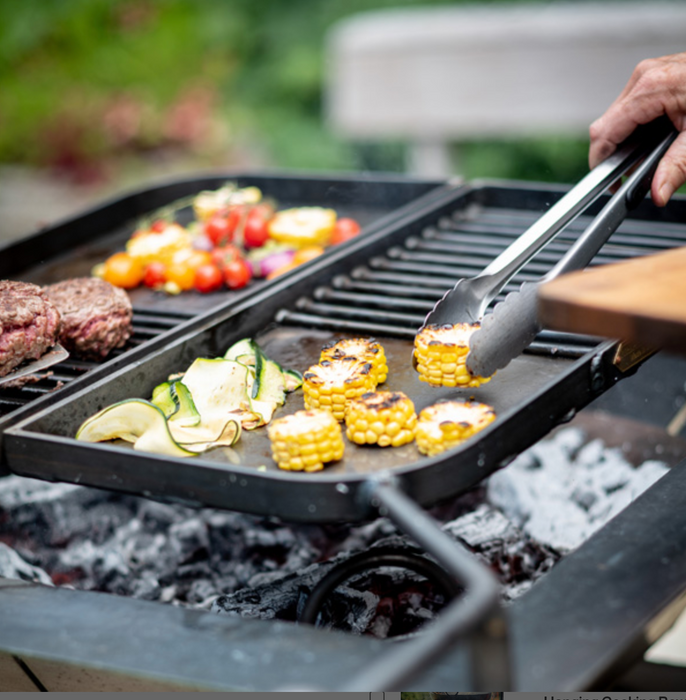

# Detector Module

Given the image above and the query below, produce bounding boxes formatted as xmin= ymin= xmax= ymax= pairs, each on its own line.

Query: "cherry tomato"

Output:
xmin=211 ymin=244 xmax=242 ymax=269
xmin=194 ymin=263 xmax=224 ymax=293
xmin=102 ymin=252 xmax=144 ymax=289
xmin=330 ymin=217 xmax=361 ymax=245
xmin=223 ymin=258 xmax=252 ymax=290
xmin=226 ymin=205 xmax=247 ymax=233
xmin=143 ymin=261 xmax=167 ymax=288
xmin=150 ymin=219 xmax=168 ymax=233
xmin=243 ymin=208 xmax=270 ymax=248
xmin=165 ymin=260 xmax=196 ymax=291
xmin=205 ymin=213 xmax=234 ymax=246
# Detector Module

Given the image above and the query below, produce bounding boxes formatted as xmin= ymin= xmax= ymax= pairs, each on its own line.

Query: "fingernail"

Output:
xmin=657 ymin=184 xmax=674 ymax=207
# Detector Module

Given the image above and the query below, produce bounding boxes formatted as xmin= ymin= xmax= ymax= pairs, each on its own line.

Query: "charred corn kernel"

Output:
xmin=415 ymin=400 xmax=496 ymax=456
xmin=345 ymin=391 xmax=417 ymax=447
xmin=320 ymin=338 xmax=388 ymax=385
xmin=303 ymin=357 xmax=377 ymax=421
xmin=268 ymin=409 xmax=344 ymax=472
xmin=414 ymin=323 xmax=492 ymax=388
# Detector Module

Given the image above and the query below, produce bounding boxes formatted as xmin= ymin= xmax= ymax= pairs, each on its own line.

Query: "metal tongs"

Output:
xmin=420 ymin=117 xmax=678 ymax=378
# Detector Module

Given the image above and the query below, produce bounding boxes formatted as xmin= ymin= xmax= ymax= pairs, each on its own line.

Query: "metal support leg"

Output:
xmin=342 ymin=477 xmax=510 ymax=691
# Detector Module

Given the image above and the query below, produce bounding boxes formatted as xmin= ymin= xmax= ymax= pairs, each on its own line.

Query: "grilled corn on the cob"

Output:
xmin=345 ymin=390 xmax=417 ymax=447
xmin=267 ymin=409 xmax=344 ymax=472
xmin=320 ymin=337 xmax=388 ymax=385
xmin=414 ymin=323 xmax=491 ymax=388
xmin=303 ymin=357 xmax=377 ymax=421
xmin=415 ymin=399 xmax=496 ymax=456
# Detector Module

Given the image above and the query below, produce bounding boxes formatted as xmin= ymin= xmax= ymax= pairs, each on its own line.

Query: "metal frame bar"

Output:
xmin=341 ymin=478 xmax=508 ymax=691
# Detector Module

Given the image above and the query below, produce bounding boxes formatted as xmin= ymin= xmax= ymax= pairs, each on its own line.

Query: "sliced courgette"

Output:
xmin=247 ymin=398 xmax=277 ymax=426
xmin=253 ymin=353 xmax=286 ymax=405
xmin=151 ymin=381 xmax=174 ymax=416
xmin=224 ymin=336 xmax=303 ymax=398
xmin=76 ymin=399 xmax=195 ymax=457
xmin=224 ymin=338 xmax=258 ymax=363
xmin=169 ymin=416 xmax=241 ymax=451
xmin=281 ymin=368 xmax=303 ymax=392
xmin=180 ymin=357 xmax=260 ymax=434
xmin=151 ymin=381 xmax=200 ymax=427
xmin=168 ymin=382 xmax=201 ymax=427
xmin=182 ymin=358 xmax=250 ymax=415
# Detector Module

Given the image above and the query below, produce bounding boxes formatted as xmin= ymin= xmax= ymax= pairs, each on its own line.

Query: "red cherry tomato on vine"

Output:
xmin=143 ymin=261 xmax=167 ymax=288
xmin=150 ymin=219 xmax=168 ymax=233
xmin=330 ymin=217 xmax=361 ymax=245
xmin=223 ymin=258 xmax=252 ymax=290
xmin=205 ymin=214 xmax=234 ymax=246
xmin=194 ymin=264 xmax=224 ymax=293
xmin=243 ymin=208 xmax=271 ymax=248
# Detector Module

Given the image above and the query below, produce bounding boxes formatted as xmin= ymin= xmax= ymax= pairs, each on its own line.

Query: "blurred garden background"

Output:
xmin=0 ymin=0 xmax=598 ymax=239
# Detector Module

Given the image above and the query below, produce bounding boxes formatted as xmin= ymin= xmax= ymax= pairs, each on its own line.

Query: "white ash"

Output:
xmin=0 ymin=424 xmax=667 ymax=635
xmin=0 ymin=542 xmax=54 ymax=585
xmin=487 ymin=426 xmax=669 ymax=553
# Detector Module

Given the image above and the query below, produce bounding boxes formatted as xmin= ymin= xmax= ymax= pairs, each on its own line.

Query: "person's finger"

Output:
xmin=589 ymin=92 xmax=667 ymax=169
xmin=589 ymin=54 xmax=686 ymax=169
xmin=651 ymin=130 xmax=686 ymax=206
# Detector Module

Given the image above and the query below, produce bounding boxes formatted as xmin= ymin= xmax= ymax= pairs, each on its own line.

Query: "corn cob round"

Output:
xmin=303 ymin=357 xmax=377 ymax=421
xmin=345 ymin=390 xmax=417 ymax=447
xmin=267 ymin=409 xmax=345 ymax=472
xmin=415 ymin=399 xmax=496 ymax=456
xmin=320 ymin=337 xmax=388 ymax=385
xmin=414 ymin=323 xmax=492 ymax=388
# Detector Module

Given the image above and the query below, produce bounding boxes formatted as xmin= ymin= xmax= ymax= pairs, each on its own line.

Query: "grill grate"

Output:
xmin=276 ymin=201 xmax=686 ymax=358
xmin=0 ymin=307 xmax=190 ymax=417
xmin=273 ymin=205 xmax=585 ymax=353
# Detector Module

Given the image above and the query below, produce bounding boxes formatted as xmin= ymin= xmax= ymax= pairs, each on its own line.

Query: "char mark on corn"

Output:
xmin=303 ymin=356 xmax=377 ymax=421
xmin=414 ymin=323 xmax=491 ymax=388
xmin=320 ymin=337 xmax=388 ymax=385
xmin=415 ymin=399 xmax=496 ymax=456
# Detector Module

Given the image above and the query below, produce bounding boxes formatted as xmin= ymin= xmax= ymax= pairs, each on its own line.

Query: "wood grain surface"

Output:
xmin=538 ymin=245 xmax=686 ymax=354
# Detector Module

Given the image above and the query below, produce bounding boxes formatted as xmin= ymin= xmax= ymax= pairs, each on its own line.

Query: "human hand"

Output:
xmin=589 ymin=52 xmax=686 ymax=207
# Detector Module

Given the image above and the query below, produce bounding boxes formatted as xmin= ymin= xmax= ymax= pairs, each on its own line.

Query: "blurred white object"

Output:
xmin=325 ymin=2 xmax=686 ymax=175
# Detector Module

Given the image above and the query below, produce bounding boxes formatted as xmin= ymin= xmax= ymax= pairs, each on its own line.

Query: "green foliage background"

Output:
xmin=0 ymin=0 xmax=589 ymax=184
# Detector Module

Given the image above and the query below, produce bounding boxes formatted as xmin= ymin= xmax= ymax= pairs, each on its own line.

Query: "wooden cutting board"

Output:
xmin=538 ymin=245 xmax=686 ymax=354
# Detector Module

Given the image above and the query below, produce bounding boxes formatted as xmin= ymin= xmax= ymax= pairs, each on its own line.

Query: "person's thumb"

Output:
xmin=652 ymin=131 xmax=686 ymax=206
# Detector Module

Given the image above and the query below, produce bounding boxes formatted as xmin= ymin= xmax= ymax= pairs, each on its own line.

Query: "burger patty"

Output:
xmin=0 ymin=280 xmax=61 ymax=378
xmin=44 ymin=278 xmax=133 ymax=359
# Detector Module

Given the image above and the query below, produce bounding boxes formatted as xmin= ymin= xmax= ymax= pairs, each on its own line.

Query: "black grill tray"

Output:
xmin=6 ymin=181 xmax=686 ymax=522
xmin=0 ymin=170 xmax=448 ymax=466
xmin=1 ymin=169 xmax=446 ymax=316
